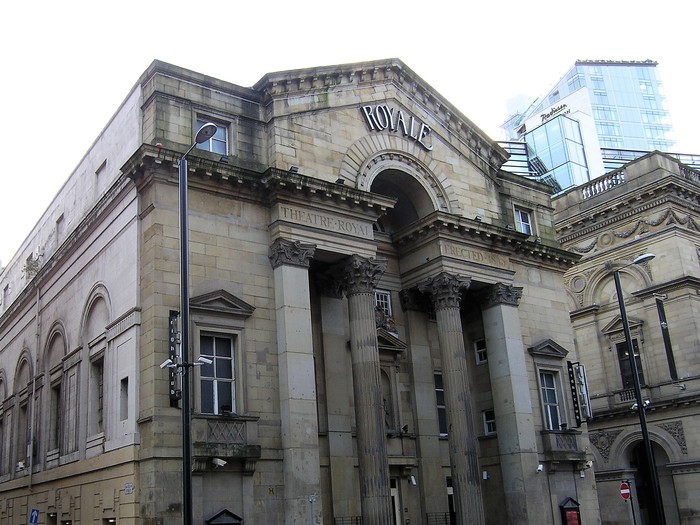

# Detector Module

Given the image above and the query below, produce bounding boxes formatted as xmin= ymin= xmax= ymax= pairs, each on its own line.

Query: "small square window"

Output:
xmin=474 ymin=339 xmax=487 ymax=364
xmin=514 ymin=207 xmax=533 ymax=236
xmin=483 ymin=409 xmax=496 ymax=435
xmin=195 ymin=119 xmax=228 ymax=155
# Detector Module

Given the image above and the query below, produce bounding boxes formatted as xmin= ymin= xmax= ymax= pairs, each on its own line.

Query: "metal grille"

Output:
xmin=207 ymin=420 xmax=246 ymax=444
xmin=334 ymin=517 xmax=362 ymax=525
xmin=426 ymin=513 xmax=453 ymax=525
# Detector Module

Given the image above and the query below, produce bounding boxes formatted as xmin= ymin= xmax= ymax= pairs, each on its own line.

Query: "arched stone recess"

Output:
xmin=0 ymin=369 xmax=7 ymax=400
xmin=80 ymin=283 xmax=112 ymax=345
xmin=44 ymin=321 xmax=68 ymax=371
xmin=14 ymin=350 xmax=33 ymax=393
xmin=340 ymin=134 xmax=451 ymax=214
xmin=607 ymin=427 xmax=684 ymax=471
xmin=586 ymin=263 xmax=653 ymax=308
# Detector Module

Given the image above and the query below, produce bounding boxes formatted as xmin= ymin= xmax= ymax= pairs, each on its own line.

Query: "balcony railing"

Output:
xmin=581 ymin=169 xmax=626 ymax=200
xmin=541 ymin=429 xmax=586 ymax=462
xmin=191 ymin=415 xmax=261 ymax=473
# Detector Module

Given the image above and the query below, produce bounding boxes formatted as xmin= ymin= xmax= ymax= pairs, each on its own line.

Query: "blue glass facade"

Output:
xmin=500 ymin=60 xmax=680 ymax=193
xmin=530 ymin=60 xmax=674 ymax=151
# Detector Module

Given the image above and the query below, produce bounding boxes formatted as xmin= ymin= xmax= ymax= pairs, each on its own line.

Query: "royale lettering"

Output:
xmin=361 ymin=105 xmax=433 ymax=151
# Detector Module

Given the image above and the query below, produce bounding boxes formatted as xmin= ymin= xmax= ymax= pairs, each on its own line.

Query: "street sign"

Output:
xmin=29 ymin=509 xmax=39 ymax=525
xmin=620 ymin=481 xmax=631 ymax=501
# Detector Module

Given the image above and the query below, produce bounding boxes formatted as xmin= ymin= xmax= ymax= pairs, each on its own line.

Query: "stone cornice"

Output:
xmin=557 ymin=192 xmax=700 ymax=244
xmin=393 ymin=211 xmax=580 ymax=268
xmin=121 ymin=145 xmax=397 ymax=220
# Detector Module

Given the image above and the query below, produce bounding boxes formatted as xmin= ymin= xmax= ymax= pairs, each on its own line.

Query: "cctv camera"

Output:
xmin=409 ymin=475 xmax=417 ymax=486
xmin=197 ymin=356 xmax=213 ymax=365
xmin=536 ymin=464 xmax=544 ymax=473
xmin=212 ymin=458 xmax=227 ymax=468
xmin=160 ymin=358 xmax=173 ymax=369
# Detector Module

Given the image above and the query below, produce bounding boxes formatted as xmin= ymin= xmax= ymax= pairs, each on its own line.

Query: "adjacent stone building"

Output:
xmin=554 ymin=152 xmax=700 ymax=524
xmin=0 ymin=59 xmax=599 ymax=525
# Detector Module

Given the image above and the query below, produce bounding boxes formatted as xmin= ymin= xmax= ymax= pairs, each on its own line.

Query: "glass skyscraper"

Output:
xmin=501 ymin=60 xmax=681 ymax=192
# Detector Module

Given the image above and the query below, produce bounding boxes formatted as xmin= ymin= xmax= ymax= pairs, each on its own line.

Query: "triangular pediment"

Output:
xmin=527 ymin=339 xmax=569 ymax=359
xmin=601 ymin=315 xmax=643 ymax=336
xmin=190 ymin=290 xmax=255 ymax=319
xmin=205 ymin=508 xmax=243 ymax=525
xmin=377 ymin=328 xmax=407 ymax=352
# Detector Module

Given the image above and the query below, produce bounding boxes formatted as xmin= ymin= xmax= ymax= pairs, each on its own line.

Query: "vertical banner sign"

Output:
xmin=656 ymin=298 xmax=678 ymax=381
xmin=567 ymin=361 xmax=582 ymax=426
xmin=567 ymin=361 xmax=592 ymax=426
xmin=168 ymin=310 xmax=181 ymax=406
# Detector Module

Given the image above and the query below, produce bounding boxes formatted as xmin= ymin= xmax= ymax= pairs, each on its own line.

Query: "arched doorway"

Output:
xmin=630 ymin=441 xmax=679 ymax=524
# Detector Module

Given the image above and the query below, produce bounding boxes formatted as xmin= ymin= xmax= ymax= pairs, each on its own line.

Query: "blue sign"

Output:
xmin=29 ymin=509 xmax=39 ymax=525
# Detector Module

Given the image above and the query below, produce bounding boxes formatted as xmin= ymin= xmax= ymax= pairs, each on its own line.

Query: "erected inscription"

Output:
xmin=279 ymin=205 xmax=373 ymax=239
xmin=361 ymin=105 xmax=432 ymax=150
xmin=440 ymin=242 xmax=509 ymax=269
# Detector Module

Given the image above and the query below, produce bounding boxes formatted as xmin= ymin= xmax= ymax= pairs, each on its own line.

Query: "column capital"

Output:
xmin=399 ymin=288 xmax=428 ymax=312
xmin=482 ymin=282 xmax=523 ymax=308
xmin=268 ymin=238 xmax=316 ymax=269
xmin=342 ymin=255 xmax=387 ymax=296
xmin=418 ymin=272 xmax=471 ymax=310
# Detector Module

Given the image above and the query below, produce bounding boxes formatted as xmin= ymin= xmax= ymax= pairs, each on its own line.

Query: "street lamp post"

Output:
xmin=611 ymin=252 xmax=666 ymax=525
xmin=179 ymin=123 xmax=218 ymax=525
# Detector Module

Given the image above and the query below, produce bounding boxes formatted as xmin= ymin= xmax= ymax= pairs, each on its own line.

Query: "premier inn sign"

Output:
xmin=361 ymin=104 xmax=433 ymax=151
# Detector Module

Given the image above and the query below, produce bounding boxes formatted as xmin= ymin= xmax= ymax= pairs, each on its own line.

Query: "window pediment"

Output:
xmin=377 ymin=328 xmax=407 ymax=353
xmin=528 ymin=339 xmax=569 ymax=359
xmin=601 ymin=315 xmax=643 ymax=336
xmin=190 ymin=290 xmax=255 ymax=319
xmin=205 ymin=508 xmax=243 ymax=525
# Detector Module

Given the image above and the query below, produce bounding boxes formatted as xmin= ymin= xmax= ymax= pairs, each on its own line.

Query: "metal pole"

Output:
xmin=613 ymin=271 xmax=666 ymax=525
xmin=179 ymin=154 xmax=193 ymax=525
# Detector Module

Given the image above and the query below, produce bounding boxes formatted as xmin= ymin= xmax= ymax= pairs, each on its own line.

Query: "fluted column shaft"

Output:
xmin=342 ymin=255 xmax=393 ymax=525
xmin=419 ymin=273 xmax=484 ymax=525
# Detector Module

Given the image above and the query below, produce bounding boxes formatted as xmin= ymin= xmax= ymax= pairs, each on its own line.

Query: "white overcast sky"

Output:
xmin=1 ymin=0 xmax=698 ymax=266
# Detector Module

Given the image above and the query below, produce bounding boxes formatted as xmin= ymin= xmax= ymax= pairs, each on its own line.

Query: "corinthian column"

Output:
xmin=341 ymin=255 xmax=393 ymax=525
xmin=418 ymin=272 xmax=484 ymax=525
xmin=268 ymin=238 xmax=321 ymax=524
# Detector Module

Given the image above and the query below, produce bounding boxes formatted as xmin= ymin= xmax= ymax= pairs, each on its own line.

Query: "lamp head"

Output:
xmin=633 ymin=253 xmax=655 ymax=265
xmin=195 ymin=123 xmax=217 ymax=144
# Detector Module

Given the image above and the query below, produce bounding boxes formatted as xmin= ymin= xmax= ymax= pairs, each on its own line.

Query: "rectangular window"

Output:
xmin=89 ymin=357 xmax=104 ymax=435
xmin=195 ymin=119 xmax=228 ymax=155
xmin=200 ymin=334 xmax=236 ymax=415
xmin=617 ymin=339 xmax=645 ymax=389
xmin=49 ymin=382 xmax=62 ymax=451
xmin=120 ymin=377 xmax=129 ymax=421
xmin=483 ymin=409 xmax=496 ymax=435
xmin=514 ymin=207 xmax=533 ymax=235
xmin=434 ymin=372 xmax=447 ymax=436
xmin=374 ymin=290 xmax=392 ymax=316
xmin=539 ymin=371 xmax=561 ymax=430
xmin=474 ymin=339 xmax=487 ymax=364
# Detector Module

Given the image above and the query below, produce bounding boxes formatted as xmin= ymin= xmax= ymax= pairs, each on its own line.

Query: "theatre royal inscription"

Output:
xmin=278 ymin=204 xmax=373 ymax=239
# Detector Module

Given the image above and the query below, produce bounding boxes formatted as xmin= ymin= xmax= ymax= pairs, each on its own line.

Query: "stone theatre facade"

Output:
xmin=0 ymin=59 xmax=599 ymax=524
